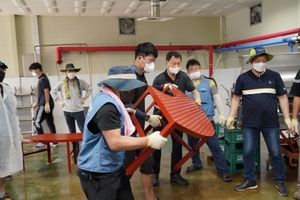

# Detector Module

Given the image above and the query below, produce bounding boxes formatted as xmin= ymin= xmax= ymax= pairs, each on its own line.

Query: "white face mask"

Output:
xmin=144 ymin=62 xmax=155 ymax=73
xmin=168 ymin=66 xmax=180 ymax=75
xmin=31 ymin=72 xmax=38 ymax=77
xmin=253 ymin=62 xmax=266 ymax=72
xmin=67 ymin=72 xmax=76 ymax=79
xmin=189 ymin=71 xmax=201 ymax=80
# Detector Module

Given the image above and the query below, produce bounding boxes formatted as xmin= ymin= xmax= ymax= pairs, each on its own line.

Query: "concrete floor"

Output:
xmin=6 ymin=135 xmax=299 ymax=200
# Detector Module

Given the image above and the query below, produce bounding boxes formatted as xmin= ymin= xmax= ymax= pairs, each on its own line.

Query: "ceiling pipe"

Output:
xmin=56 ymin=45 xmax=217 ymax=64
xmin=219 ymin=28 xmax=300 ymax=48
xmin=215 ymin=35 xmax=300 ymax=52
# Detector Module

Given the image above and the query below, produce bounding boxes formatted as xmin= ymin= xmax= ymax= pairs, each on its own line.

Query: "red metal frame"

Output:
xmin=126 ymin=86 xmax=214 ymax=175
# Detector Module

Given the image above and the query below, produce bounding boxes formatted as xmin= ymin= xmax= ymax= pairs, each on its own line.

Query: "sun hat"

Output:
xmin=246 ymin=46 xmax=274 ymax=64
xmin=97 ymin=66 xmax=146 ymax=91
xmin=0 ymin=61 xmax=8 ymax=69
xmin=60 ymin=63 xmax=81 ymax=72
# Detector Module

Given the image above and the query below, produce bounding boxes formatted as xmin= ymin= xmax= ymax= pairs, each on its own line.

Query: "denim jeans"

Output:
xmin=187 ymin=121 xmax=229 ymax=175
xmin=243 ymin=126 xmax=286 ymax=183
xmin=64 ymin=111 xmax=85 ymax=150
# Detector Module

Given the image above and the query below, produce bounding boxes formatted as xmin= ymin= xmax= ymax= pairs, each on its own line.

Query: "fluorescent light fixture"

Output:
xmin=81 ymin=8 xmax=85 ymax=13
xmin=82 ymin=1 xmax=86 ymax=7
xmin=129 ymin=2 xmax=140 ymax=8
xmin=178 ymin=2 xmax=190 ymax=9
xmin=19 ymin=0 xmax=27 ymax=6
xmin=44 ymin=0 xmax=51 ymax=7
xmin=47 ymin=7 xmax=52 ymax=13
xmin=125 ymin=8 xmax=131 ymax=14
xmin=54 ymin=7 xmax=58 ymax=13
xmin=51 ymin=0 xmax=57 ymax=7
xmin=137 ymin=17 xmax=175 ymax=22
xmin=0 ymin=8 xmax=2 ymax=12
xmin=192 ymin=9 xmax=203 ymax=14
xmin=107 ymin=8 xmax=111 ymax=13
xmin=212 ymin=9 xmax=221 ymax=14
xmin=25 ymin=7 xmax=31 ymax=13
xmin=75 ymin=7 xmax=80 ymax=13
xmin=100 ymin=8 xmax=106 ymax=13
xmin=160 ymin=1 xmax=168 ymax=8
xmin=224 ymin=4 xmax=234 ymax=9
xmin=202 ymin=3 xmax=213 ymax=9
xmin=102 ymin=1 xmax=109 ymax=7
xmin=75 ymin=0 xmax=80 ymax=7
xmin=170 ymin=9 xmax=179 ymax=14
xmin=131 ymin=9 xmax=136 ymax=13
xmin=11 ymin=0 xmax=19 ymax=6
xmin=18 ymin=7 xmax=25 ymax=13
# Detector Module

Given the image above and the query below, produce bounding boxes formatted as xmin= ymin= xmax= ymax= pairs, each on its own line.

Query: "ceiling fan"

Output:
xmin=137 ymin=0 xmax=174 ymax=22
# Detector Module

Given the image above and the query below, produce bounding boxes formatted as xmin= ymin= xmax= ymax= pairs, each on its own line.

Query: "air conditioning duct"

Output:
xmin=137 ymin=0 xmax=174 ymax=22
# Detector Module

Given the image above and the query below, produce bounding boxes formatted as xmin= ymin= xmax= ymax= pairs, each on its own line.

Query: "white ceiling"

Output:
xmin=0 ymin=0 xmax=260 ymax=18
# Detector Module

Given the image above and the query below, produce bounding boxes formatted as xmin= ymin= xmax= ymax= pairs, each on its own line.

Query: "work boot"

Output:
xmin=170 ymin=174 xmax=189 ymax=185
xmin=152 ymin=173 xmax=160 ymax=187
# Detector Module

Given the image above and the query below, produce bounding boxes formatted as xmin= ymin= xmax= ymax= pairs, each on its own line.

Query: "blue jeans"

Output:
xmin=64 ymin=111 xmax=85 ymax=150
xmin=187 ymin=121 xmax=229 ymax=175
xmin=243 ymin=127 xmax=286 ymax=183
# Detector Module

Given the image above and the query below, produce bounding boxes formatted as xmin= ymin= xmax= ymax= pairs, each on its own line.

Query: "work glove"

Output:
xmin=226 ymin=116 xmax=235 ymax=130
xmin=45 ymin=103 xmax=51 ymax=113
xmin=81 ymin=97 xmax=87 ymax=105
xmin=126 ymin=108 xmax=136 ymax=115
xmin=20 ymin=133 xmax=23 ymax=142
xmin=284 ymin=118 xmax=293 ymax=132
xmin=147 ymin=131 xmax=168 ymax=150
xmin=195 ymin=98 xmax=201 ymax=106
xmin=219 ymin=114 xmax=226 ymax=126
xmin=163 ymin=83 xmax=178 ymax=90
xmin=146 ymin=115 xmax=162 ymax=127
xmin=292 ymin=118 xmax=299 ymax=134
xmin=58 ymin=99 xmax=65 ymax=107
xmin=32 ymin=102 xmax=38 ymax=109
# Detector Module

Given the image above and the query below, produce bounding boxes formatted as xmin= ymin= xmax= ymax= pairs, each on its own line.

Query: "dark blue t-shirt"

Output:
xmin=234 ymin=69 xmax=287 ymax=128
xmin=37 ymin=73 xmax=54 ymax=106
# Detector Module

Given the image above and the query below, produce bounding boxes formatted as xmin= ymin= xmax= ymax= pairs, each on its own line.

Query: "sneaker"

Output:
xmin=186 ymin=165 xmax=203 ymax=172
xmin=6 ymin=175 xmax=12 ymax=180
xmin=153 ymin=173 xmax=160 ymax=187
xmin=275 ymin=182 xmax=289 ymax=197
xmin=0 ymin=193 xmax=16 ymax=200
xmin=293 ymin=190 xmax=300 ymax=200
xmin=50 ymin=143 xmax=58 ymax=147
xmin=170 ymin=174 xmax=189 ymax=185
xmin=222 ymin=174 xmax=232 ymax=182
xmin=35 ymin=142 xmax=46 ymax=148
xmin=234 ymin=180 xmax=258 ymax=191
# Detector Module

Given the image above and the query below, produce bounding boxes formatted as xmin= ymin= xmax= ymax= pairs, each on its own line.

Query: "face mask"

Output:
xmin=120 ymin=91 xmax=135 ymax=104
xmin=144 ymin=62 xmax=155 ymax=73
xmin=31 ymin=72 xmax=38 ymax=77
xmin=168 ymin=66 xmax=180 ymax=75
xmin=189 ymin=71 xmax=201 ymax=80
xmin=67 ymin=72 xmax=76 ymax=79
xmin=252 ymin=62 xmax=266 ymax=72
xmin=0 ymin=71 xmax=5 ymax=82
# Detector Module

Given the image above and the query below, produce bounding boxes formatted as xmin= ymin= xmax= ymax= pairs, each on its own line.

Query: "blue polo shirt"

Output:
xmin=234 ymin=69 xmax=287 ymax=128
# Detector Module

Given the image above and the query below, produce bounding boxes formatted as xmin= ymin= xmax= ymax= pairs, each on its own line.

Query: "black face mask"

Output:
xmin=0 ymin=71 xmax=5 ymax=82
xmin=120 ymin=91 xmax=135 ymax=104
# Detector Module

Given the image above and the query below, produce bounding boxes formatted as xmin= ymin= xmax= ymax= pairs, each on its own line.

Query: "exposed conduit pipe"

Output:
xmin=220 ymin=28 xmax=300 ymax=48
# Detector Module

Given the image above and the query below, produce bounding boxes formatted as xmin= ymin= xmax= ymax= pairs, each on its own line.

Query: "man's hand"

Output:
xmin=226 ymin=116 xmax=235 ymax=130
xmin=195 ymin=98 xmax=201 ymax=106
xmin=126 ymin=108 xmax=136 ymax=115
xmin=147 ymin=131 xmax=168 ymax=149
xmin=45 ymin=103 xmax=51 ymax=113
xmin=292 ymin=118 xmax=299 ymax=134
xmin=81 ymin=97 xmax=87 ymax=105
xmin=163 ymin=83 xmax=178 ymax=90
xmin=32 ymin=102 xmax=38 ymax=109
xmin=219 ymin=114 xmax=226 ymax=126
xmin=146 ymin=115 xmax=162 ymax=127
xmin=58 ymin=99 xmax=65 ymax=107
xmin=284 ymin=118 xmax=294 ymax=132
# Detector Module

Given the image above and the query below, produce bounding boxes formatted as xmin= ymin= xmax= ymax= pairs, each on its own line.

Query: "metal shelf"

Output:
xmin=17 ymin=105 xmax=32 ymax=109
xmin=15 ymin=93 xmax=34 ymax=97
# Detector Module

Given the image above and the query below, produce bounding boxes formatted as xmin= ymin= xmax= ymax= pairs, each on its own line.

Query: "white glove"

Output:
xmin=284 ymin=118 xmax=293 ymax=131
xmin=58 ymin=99 xmax=65 ymax=107
xmin=32 ymin=102 xmax=38 ymax=109
xmin=126 ymin=108 xmax=136 ymax=115
xmin=163 ymin=83 xmax=178 ymax=90
xmin=146 ymin=115 xmax=162 ymax=127
xmin=45 ymin=103 xmax=51 ymax=113
xmin=20 ymin=134 xmax=23 ymax=142
xmin=292 ymin=118 xmax=299 ymax=134
xmin=219 ymin=114 xmax=226 ymax=126
xmin=226 ymin=116 xmax=235 ymax=130
xmin=81 ymin=97 xmax=87 ymax=105
xmin=195 ymin=98 xmax=201 ymax=106
xmin=147 ymin=131 xmax=168 ymax=150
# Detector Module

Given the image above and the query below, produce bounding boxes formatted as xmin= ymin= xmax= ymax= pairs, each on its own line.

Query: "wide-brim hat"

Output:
xmin=60 ymin=63 xmax=81 ymax=72
xmin=97 ymin=66 xmax=146 ymax=91
xmin=0 ymin=61 xmax=8 ymax=69
xmin=246 ymin=46 xmax=274 ymax=64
